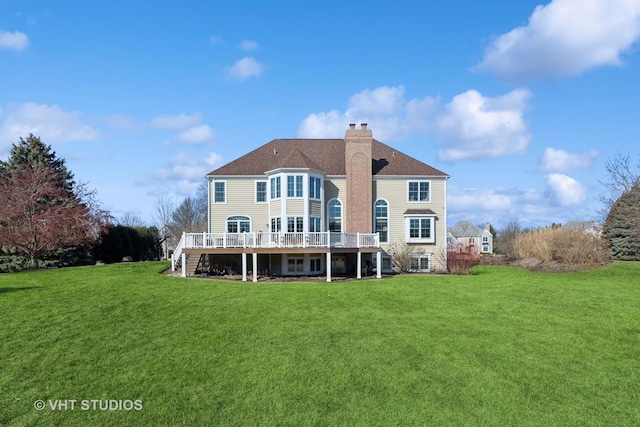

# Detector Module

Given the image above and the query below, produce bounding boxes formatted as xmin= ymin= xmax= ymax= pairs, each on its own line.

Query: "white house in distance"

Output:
xmin=448 ymin=221 xmax=493 ymax=254
xmin=172 ymin=124 xmax=449 ymax=280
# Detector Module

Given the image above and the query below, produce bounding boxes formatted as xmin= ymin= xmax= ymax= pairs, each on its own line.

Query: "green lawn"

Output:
xmin=1 ymin=262 xmax=639 ymax=426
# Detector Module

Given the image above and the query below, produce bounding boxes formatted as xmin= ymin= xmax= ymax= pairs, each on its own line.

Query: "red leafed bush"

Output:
xmin=447 ymin=249 xmax=482 ymax=274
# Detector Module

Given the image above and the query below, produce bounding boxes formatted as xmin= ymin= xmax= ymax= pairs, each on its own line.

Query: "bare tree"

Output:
xmin=152 ymin=195 xmax=175 ymax=230
xmin=171 ymin=196 xmax=207 ymax=235
xmin=495 ymin=220 xmax=521 ymax=259
xmin=598 ymin=152 xmax=640 ymax=217
xmin=117 ymin=213 xmax=147 ymax=228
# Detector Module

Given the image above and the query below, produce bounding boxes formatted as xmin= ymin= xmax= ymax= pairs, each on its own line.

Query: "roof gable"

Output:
xmin=450 ymin=221 xmax=483 ymax=237
xmin=207 ymin=138 xmax=448 ymax=177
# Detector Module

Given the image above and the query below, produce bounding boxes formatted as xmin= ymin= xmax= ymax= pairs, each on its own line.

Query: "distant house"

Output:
xmin=171 ymin=124 xmax=449 ymax=280
xmin=561 ymin=221 xmax=603 ymax=237
xmin=448 ymin=221 xmax=493 ymax=254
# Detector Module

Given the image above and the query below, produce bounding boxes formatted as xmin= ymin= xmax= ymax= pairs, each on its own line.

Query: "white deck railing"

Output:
xmin=172 ymin=231 xmax=379 ymax=270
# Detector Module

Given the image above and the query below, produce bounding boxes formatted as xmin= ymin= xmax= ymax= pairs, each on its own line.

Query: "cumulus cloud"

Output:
xmin=297 ymin=86 xmax=438 ymax=140
xmin=539 ymin=147 xmax=599 ymax=172
xmin=149 ymin=112 xmax=214 ymax=145
xmin=546 ymin=173 xmax=587 ymax=206
xmin=138 ymin=151 xmax=224 ymax=196
xmin=474 ymin=0 xmax=640 ymax=81
xmin=448 ymin=187 xmax=514 ymax=212
xmin=0 ymin=103 xmax=99 ymax=154
xmin=174 ymin=125 xmax=214 ymax=145
xmin=435 ymin=89 xmax=532 ymax=162
xmin=226 ymin=57 xmax=264 ymax=81
xmin=0 ymin=30 xmax=29 ymax=51
xmin=240 ymin=40 xmax=259 ymax=51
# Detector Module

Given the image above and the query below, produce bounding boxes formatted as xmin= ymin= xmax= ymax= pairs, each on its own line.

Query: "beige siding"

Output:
xmin=374 ymin=176 xmax=448 ymax=272
xmin=209 ymin=177 xmax=270 ymax=233
xmin=285 ymin=199 xmax=305 ymax=216
xmin=270 ymin=199 xmax=281 ymax=217
xmin=309 ymin=200 xmax=322 ymax=217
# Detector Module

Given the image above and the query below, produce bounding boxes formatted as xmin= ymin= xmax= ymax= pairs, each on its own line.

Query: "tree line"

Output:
xmin=1 ymin=134 xmax=639 ymax=272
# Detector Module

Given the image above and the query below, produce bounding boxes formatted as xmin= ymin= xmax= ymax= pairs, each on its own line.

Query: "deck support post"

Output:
xmin=376 ymin=251 xmax=382 ymax=278
xmin=357 ymin=251 xmax=362 ymax=279
xmin=242 ymin=253 xmax=247 ymax=282
xmin=326 ymin=252 xmax=332 ymax=282
xmin=252 ymin=252 xmax=258 ymax=282
xmin=181 ymin=253 xmax=186 ymax=278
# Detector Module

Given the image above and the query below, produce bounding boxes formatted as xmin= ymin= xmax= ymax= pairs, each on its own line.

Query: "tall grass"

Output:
xmin=514 ymin=228 xmax=608 ymax=267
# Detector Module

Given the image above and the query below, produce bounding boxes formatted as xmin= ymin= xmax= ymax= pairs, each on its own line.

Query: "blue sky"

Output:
xmin=1 ymin=0 xmax=639 ymax=230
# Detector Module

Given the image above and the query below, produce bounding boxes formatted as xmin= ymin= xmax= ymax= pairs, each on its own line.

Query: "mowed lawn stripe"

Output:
xmin=1 ymin=262 xmax=639 ymax=426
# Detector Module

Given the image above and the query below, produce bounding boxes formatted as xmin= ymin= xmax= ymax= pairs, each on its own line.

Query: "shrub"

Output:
xmin=447 ymin=249 xmax=481 ymax=275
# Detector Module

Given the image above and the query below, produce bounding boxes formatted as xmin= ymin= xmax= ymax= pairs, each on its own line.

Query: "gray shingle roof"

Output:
xmin=450 ymin=221 xmax=483 ymax=237
xmin=207 ymin=138 xmax=448 ymax=177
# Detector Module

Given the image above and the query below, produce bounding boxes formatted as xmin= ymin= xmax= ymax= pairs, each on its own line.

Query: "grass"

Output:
xmin=1 ymin=262 xmax=639 ymax=426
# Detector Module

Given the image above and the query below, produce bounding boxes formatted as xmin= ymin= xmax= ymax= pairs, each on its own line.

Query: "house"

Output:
xmin=561 ymin=221 xmax=603 ymax=237
xmin=448 ymin=221 xmax=493 ymax=254
xmin=172 ymin=124 xmax=449 ymax=280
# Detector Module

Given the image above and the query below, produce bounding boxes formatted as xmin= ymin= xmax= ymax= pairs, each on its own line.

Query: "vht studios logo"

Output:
xmin=34 ymin=399 xmax=143 ymax=411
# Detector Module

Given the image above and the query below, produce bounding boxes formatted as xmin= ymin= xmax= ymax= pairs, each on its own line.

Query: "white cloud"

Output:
xmin=546 ymin=173 xmax=587 ymax=206
xmin=149 ymin=112 xmax=214 ymax=145
xmin=149 ymin=112 xmax=202 ymax=131
xmin=474 ymin=0 xmax=640 ymax=81
xmin=0 ymin=30 xmax=29 ymax=51
xmin=297 ymin=86 xmax=438 ymax=140
xmin=435 ymin=89 xmax=532 ymax=162
xmin=539 ymin=147 xmax=599 ymax=172
xmin=448 ymin=187 xmax=513 ymax=212
xmin=174 ymin=125 xmax=214 ymax=145
xmin=226 ymin=57 xmax=264 ymax=81
xmin=240 ymin=40 xmax=259 ymax=51
xmin=137 ymin=151 xmax=224 ymax=196
xmin=0 ymin=103 xmax=99 ymax=154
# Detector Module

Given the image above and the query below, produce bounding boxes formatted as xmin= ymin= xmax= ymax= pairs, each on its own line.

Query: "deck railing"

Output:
xmin=172 ymin=231 xmax=379 ymax=268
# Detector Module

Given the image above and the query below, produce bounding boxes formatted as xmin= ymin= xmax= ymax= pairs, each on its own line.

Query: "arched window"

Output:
xmin=227 ymin=215 xmax=251 ymax=233
xmin=327 ymin=199 xmax=342 ymax=232
xmin=374 ymin=199 xmax=389 ymax=243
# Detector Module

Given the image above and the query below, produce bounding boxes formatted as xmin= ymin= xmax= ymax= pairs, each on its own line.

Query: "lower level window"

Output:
xmin=287 ymin=258 xmax=304 ymax=273
xmin=310 ymin=257 xmax=322 ymax=272
xmin=409 ymin=254 xmax=431 ymax=272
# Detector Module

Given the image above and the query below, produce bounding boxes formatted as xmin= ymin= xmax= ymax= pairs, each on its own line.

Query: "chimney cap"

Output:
xmin=361 ymin=123 xmax=367 ymax=129
xmin=349 ymin=123 xmax=356 ymax=129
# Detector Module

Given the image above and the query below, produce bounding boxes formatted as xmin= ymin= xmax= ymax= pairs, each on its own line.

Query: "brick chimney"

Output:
xmin=345 ymin=123 xmax=372 ymax=233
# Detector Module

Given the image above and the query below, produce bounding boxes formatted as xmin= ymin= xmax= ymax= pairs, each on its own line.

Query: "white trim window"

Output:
xmin=310 ymin=257 xmax=322 ymax=273
xmin=270 ymin=176 xmax=281 ymax=199
xmin=407 ymin=180 xmax=430 ymax=202
xmin=287 ymin=216 xmax=304 ymax=232
xmin=309 ymin=176 xmax=321 ymax=200
xmin=287 ymin=175 xmax=304 ymax=198
xmin=405 ymin=216 xmax=435 ymax=243
xmin=327 ymin=199 xmax=343 ymax=232
xmin=214 ymin=181 xmax=226 ymax=203
xmin=287 ymin=257 xmax=304 ymax=273
xmin=270 ymin=217 xmax=281 ymax=232
xmin=309 ymin=216 xmax=321 ymax=232
xmin=255 ymin=180 xmax=267 ymax=203
xmin=374 ymin=199 xmax=389 ymax=243
xmin=409 ymin=253 xmax=431 ymax=272
xmin=227 ymin=215 xmax=251 ymax=233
